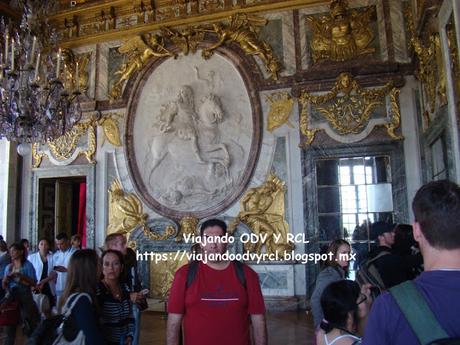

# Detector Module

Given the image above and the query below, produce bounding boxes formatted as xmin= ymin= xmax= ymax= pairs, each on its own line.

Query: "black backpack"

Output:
xmin=356 ymin=251 xmax=389 ymax=296
xmin=390 ymin=281 xmax=460 ymax=345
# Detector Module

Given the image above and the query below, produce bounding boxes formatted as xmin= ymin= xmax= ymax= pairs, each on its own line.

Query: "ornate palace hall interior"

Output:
xmin=0 ymin=0 xmax=459 ymax=343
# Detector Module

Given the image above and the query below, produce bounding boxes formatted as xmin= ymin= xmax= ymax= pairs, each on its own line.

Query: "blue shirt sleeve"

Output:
xmin=22 ymin=261 xmax=37 ymax=284
xmin=72 ymin=295 xmax=106 ymax=345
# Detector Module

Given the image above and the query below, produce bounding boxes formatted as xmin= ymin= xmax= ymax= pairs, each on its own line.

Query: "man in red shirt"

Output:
xmin=166 ymin=218 xmax=267 ymax=345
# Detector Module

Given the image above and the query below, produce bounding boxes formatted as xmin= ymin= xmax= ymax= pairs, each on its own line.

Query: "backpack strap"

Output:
xmin=233 ymin=260 xmax=246 ymax=289
xmin=186 ymin=261 xmax=199 ymax=289
xmin=185 ymin=260 xmax=247 ymax=289
xmin=63 ymin=293 xmax=92 ymax=317
xmin=390 ymin=281 xmax=448 ymax=345
xmin=367 ymin=251 xmax=391 ymax=266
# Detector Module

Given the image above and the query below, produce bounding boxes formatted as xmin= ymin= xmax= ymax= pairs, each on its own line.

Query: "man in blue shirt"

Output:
xmin=363 ymin=180 xmax=460 ymax=344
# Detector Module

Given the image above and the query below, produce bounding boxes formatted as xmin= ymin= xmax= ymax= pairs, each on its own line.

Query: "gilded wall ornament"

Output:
xmin=299 ymin=73 xmax=402 ymax=146
xmin=405 ymin=5 xmax=445 ymax=114
xmin=307 ymin=0 xmax=375 ymax=63
xmin=201 ymin=13 xmax=281 ymax=80
xmin=149 ymin=254 xmax=188 ymax=299
xmin=109 ymin=14 xmax=281 ymax=99
xmin=266 ymin=92 xmax=294 ymax=132
xmin=107 ymin=179 xmax=175 ymax=240
xmin=62 ymin=50 xmax=91 ymax=94
xmin=229 ymin=173 xmax=294 ymax=258
xmin=32 ymin=118 xmax=97 ymax=168
xmin=175 ymin=216 xmax=199 ymax=242
xmin=161 ymin=26 xmax=205 ymax=56
xmin=447 ymin=20 xmax=460 ymax=119
xmin=110 ymin=34 xmax=176 ymax=99
xmin=98 ymin=113 xmax=123 ymax=147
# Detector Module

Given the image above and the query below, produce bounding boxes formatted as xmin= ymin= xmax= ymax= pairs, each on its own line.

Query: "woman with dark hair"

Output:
xmin=98 ymin=249 xmax=135 ymax=345
xmin=28 ymin=238 xmax=57 ymax=314
xmin=59 ymin=248 xmax=105 ymax=344
xmin=392 ymin=224 xmax=423 ymax=279
xmin=1 ymin=242 xmax=40 ymax=345
xmin=317 ymin=280 xmax=371 ymax=345
xmin=311 ymin=239 xmax=352 ymax=329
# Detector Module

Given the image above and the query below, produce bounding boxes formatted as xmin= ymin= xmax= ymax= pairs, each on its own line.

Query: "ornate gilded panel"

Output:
xmin=106 ymin=179 xmax=175 ymax=240
xmin=446 ymin=15 xmax=460 ymax=122
xmin=149 ymin=254 xmax=188 ymax=299
xmin=306 ymin=0 xmax=376 ymax=63
xmin=405 ymin=4 xmax=447 ymax=124
xmin=299 ymin=73 xmax=402 ymax=145
xmin=228 ymin=173 xmax=294 ymax=259
xmin=32 ymin=119 xmax=97 ymax=168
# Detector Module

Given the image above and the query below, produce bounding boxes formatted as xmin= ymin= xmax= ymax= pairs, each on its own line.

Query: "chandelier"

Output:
xmin=0 ymin=1 xmax=82 ymax=150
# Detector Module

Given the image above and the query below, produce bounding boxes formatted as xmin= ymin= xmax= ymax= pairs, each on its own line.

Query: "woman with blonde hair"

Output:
xmin=311 ymin=239 xmax=352 ymax=329
xmin=59 ymin=249 xmax=105 ymax=344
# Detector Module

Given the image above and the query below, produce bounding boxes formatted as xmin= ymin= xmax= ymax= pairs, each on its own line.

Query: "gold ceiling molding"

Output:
xmin=32 ymin=117 xmax=97 ymax=168
xmin=50 ymin=0 xmax=328 ymax=48
xmin=228 ymin=173 xmax=294 ymax=259
xmin=110 ymin=13 xmax=281 ymax=99
xmin=307 ymin=0 xmax=375 ymax=63
xmin=266 ymin=92 xmax=294 ymax=132
xmin=299 ymin=72 xmax=403 ymax=146
xmin=405 ymin=4 xmax=446 ymax=115
xmin=107 ymin=179 xmax=175 ymax=240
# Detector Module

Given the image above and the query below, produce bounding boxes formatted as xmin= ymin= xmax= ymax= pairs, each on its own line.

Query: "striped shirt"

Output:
xmin=97 ymin=281 xmax=135 ymax=345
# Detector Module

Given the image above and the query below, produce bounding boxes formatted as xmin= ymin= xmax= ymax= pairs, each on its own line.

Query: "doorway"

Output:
xmin=37 ymin=177 xmax=87 ymax=249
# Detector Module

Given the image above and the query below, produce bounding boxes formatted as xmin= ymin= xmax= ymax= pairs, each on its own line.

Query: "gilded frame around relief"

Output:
xmin=124 ymin=44 xmax=262 ymax=220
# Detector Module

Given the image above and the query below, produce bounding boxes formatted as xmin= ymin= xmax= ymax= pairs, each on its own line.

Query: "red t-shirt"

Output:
xmin=168 ymin=261 xmax=266 ymax=345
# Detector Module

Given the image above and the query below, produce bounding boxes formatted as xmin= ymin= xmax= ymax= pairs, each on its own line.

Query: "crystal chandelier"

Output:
xmin=0 ymin=1 xmax=82 ymax=148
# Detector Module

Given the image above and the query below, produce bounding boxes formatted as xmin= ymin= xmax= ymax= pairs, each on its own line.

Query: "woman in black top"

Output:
xmin=98 ymin=250 xmax=135 ymax=345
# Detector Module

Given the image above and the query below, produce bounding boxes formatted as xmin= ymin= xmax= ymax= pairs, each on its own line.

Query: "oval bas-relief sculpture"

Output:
xmin=126 ymin=50 xmax=261 ymax=219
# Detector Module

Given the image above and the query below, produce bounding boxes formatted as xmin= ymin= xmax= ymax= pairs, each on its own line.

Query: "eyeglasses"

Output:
xmin=357 ymin=293 xmax=367 ymax=305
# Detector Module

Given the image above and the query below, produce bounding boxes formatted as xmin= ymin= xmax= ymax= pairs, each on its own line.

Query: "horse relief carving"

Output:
xmin=145 ymin=85 xmax=243 ymax=211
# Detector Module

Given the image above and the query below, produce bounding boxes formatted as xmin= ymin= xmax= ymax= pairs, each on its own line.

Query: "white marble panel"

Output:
xmin=97 ymin=40 xmax=123 ymax=100
xmin=250 ymin=264 xmax=295 ymax=296
xmin=262 ymin=11 xmax=296 ymax=77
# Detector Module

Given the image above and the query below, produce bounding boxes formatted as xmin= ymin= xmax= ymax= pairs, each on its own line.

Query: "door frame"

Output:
xmin=31 ymin=165 xmax=96 ymax=248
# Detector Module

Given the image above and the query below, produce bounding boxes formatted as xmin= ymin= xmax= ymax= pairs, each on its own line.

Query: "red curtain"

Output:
xmin=77 ymin=183 xmax=87 ymax=247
